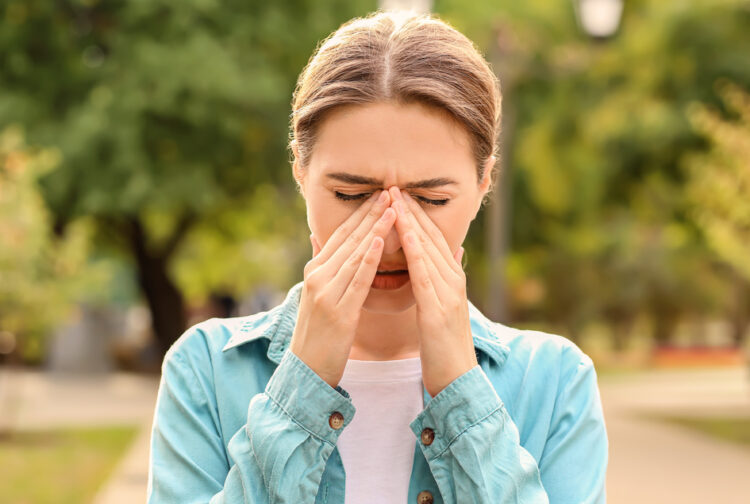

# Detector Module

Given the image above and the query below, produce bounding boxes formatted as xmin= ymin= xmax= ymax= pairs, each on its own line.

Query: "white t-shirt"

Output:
xmin=336 ymin=356 xmax=424 ymax=504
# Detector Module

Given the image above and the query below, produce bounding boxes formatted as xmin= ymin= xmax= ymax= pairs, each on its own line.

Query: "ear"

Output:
xmin=480 ymin=155 xmax=495 ymax=195
xmin=473 ymin=155 xmax=496 ymax=216
xmin=291 ymin=141 xmax=306 ymax=198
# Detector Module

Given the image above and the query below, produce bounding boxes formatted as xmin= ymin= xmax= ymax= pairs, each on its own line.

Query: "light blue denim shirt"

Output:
xmin=147 ymin=281 xmax=608 ymax=503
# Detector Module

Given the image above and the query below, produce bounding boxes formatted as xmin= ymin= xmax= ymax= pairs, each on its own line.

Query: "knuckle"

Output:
xmin=451 ymin=273 xmax=467 ymax=289
xmin=303 ymin=259 xmax=317 ymax=277
xmin=311 ymin=291 xmax=330 ymax=309
xmin=362 ymin=248 xmax=378 ymax=264
xmin=347 ymin=248 xmax=364 ymax=268
xmin=347 ymin=231 xmax=363 ymax=247
xmin=445 ymin=295 xmax=461 ymax=311
xmin=350 ymin=275 xmax=365 ymax=290
xmin=368 ymin=203 xmax=382 ymax=218
xmin=304 ymin=273 xmax=321 ymax=293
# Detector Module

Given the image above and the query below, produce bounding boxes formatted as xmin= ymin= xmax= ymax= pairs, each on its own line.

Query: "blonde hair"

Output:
xmin=290 ymin=10 xmax=502 ymax=199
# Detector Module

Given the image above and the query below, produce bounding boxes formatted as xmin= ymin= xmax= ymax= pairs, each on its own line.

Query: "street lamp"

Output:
xmin=378 ymin=0 xmax=432 ymax=14
xmin=574 ymin=0 xmax=624 ymax=39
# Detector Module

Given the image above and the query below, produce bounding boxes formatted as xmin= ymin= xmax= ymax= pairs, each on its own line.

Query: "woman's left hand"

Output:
xmin=388 ymin=186 xmax=478 ymax=398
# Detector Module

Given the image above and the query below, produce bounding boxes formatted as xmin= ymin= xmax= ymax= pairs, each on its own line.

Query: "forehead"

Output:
xmin=308 ymin=101 xmax=475 ymax=185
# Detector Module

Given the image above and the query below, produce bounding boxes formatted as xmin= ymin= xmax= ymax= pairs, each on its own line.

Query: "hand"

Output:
xmin=289 ymin=190 xmax=396 ymax=389
xmin=389 ymin=186 xmax=477 ymax=397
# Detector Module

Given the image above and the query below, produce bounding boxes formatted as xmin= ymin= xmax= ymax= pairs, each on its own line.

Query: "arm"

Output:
xmin=147 ymin=344 xmax=356 ymax=503
xmin=409 ymin=355 xmax=607 ymax=503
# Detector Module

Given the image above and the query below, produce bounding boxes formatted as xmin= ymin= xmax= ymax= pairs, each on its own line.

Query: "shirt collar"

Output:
xmin=222 ymin=281 xmax=511 ymax=367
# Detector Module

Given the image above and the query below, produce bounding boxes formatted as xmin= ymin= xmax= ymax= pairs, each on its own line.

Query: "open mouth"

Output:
xmin=372 ymin=269 xmax=410 ymax=290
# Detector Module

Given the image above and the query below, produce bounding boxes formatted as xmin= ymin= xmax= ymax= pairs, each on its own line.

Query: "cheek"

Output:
xmin=306 ymin=197 xmax=356 ymax=245
xmin=431 ymin=210 xmax=472 ymax=250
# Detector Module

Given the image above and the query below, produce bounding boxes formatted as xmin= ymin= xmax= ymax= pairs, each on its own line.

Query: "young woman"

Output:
xmin=148 ymin=10 xmax=608 ymax=504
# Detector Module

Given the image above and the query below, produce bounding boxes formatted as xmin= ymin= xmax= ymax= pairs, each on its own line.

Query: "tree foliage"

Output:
xmin=0 ymin=0 xmax=374 ymax=356
xmin=438 ymin=0 xmax=750 ymax=346
xmin=0 ymin=126 xmax=113 ymax=362
xmin=686 ymin=82 xmax=750 ymax=281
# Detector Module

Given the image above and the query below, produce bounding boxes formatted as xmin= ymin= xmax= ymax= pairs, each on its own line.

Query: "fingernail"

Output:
xmin=395 ymin=200 xmax=407 ymax=214
xmin=378 ymin=191 xmax=388 ymax=204
xmin=459 ymin=247 xmax=465 ymax=262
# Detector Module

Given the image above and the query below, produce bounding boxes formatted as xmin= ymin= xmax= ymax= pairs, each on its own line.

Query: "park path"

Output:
xmin=0 ymin=368 xmax=159 ymax=503
xmin=600 ymin=366 xmax=750 ymax=503
xmin=2 ymin=364 xmax=749 ymax=503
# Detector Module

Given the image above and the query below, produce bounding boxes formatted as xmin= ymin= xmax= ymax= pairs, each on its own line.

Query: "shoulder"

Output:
xmin=161 ymin=311 xmax=273 ymax=375
xmin=488 ymin=322 xmax=596 ymax=385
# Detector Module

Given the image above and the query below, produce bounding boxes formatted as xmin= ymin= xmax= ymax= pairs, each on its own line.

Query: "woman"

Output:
xmin=147 ymin=10 xmax=608 ymax=504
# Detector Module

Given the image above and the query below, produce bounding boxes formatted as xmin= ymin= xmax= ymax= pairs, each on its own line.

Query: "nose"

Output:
xmin=382 ymin=220 xmax=402 ymax=255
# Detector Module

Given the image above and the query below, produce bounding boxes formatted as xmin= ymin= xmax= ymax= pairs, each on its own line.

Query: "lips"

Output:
xmin=377 ymin=263 xmax=407 ymax=273
xmin=372 ymin=268 xmax=410 ymax=289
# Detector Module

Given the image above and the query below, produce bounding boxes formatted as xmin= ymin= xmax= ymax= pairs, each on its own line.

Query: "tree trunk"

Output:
xmin=730 ymin=278 xmax=750 ymax=348
xmin=127 ymin=216 xmax=189 ymax=361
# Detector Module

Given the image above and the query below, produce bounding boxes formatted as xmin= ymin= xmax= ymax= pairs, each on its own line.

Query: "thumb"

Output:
xmin=310 ymin=234 xmax=321 ymax=257
xmin=454 ymin=246 xmax=464 ymax=266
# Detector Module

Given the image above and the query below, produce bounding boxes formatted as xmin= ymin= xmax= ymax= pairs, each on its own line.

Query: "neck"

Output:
xmin=350 ymin=305 xmax=421 ymax=361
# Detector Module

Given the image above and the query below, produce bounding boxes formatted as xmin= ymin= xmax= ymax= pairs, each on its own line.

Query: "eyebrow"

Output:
xmin=325 ymin=172 xmax=458 ymax=189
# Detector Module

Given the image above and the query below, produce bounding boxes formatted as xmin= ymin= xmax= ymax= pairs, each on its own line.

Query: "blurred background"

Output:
xmin=1 ymin=0 xmax=748 ymax=502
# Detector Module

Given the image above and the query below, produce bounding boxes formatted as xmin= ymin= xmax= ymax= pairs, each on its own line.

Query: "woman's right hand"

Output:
xmin=289 ymin=189 xmax=395 ymax=389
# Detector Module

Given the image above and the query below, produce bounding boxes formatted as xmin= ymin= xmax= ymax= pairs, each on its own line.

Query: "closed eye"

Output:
xmin=334 ymin=191 xmax=449 ymax=206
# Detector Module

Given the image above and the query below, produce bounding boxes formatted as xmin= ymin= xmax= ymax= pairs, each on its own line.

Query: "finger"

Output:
xmin=310 ymin=234 xmax=321 ymax=257
xmin=337 ymin=235 xmax=385 ymax=314
xmin=393 ymin=202 xmax=454 ymax=304
xmin=392 ymin=196 xmax=458 ymax=290
xmin=455 ymin=246 xmax=465 ymax=267
xmin=310 ymin=190 xmax=387 ymax=268
xmin=399 ymin=190 xmax=463 ymax=275
xmin=322 ymin=190 xmax=391 ymax=275
xmin=330 ymin=206 xmax=396 ymax=305
xmin=400 ymin=227 xmax=443 ymax=310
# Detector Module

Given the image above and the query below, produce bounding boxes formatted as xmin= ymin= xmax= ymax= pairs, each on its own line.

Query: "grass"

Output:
xmin=0 ymin=425 xmax=139 ymax=504
xmin=645 ymin=415 xmax=750 ymax=449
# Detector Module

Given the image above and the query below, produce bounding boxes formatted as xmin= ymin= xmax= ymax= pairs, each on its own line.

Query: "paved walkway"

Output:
xmin=0 ymin=368 xmax=159 ymax=503
xmin=600 ymin=366 xmax=750 ymax=503
xmin=3 ymin=365 xmax=749 ymax=503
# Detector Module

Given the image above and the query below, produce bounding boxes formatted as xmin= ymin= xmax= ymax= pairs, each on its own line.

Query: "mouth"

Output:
xmin=372 ymin=269 xmax=410 ymax=290
xmin=376 ymin=269 xmax=408 ymax=275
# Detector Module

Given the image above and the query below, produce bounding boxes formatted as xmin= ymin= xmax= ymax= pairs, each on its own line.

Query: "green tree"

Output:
xmin=0 ymin=0 xmax=374 ymax=357
xmin=0 ymin=126 xmax=112 ymax=363
xmin=686 ymin=81 xmax=750 ymax=346
xmin=439 ymin=0 xmax=750 ymax=347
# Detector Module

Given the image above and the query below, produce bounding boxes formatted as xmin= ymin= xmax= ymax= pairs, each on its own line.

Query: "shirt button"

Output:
xmin=420 ymin=427 xmax=435 ymax=446
xmin=329 ymin=411 xmax=344 ymax=430
xmin=417 ymin=490 xmax=434 ymax=504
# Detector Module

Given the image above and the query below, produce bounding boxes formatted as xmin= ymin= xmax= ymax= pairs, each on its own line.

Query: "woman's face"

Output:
xmin=294 ymin=101 xmax=492 ymax=314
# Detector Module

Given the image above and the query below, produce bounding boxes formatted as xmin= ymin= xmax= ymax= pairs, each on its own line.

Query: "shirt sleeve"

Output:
xmin=147 ymin=343 xmax=356 ymax=503
xmin=409 ymin=355 xmax=608 ymax=504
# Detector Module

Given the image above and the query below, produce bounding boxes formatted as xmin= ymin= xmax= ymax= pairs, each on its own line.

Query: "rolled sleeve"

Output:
xmin=410 ymin=365 xmax=549 ymax=504
xmin=265 ymin=349 xmax=357 ymax=446
xmin=409 ymin=365 xmax=503 ymax=459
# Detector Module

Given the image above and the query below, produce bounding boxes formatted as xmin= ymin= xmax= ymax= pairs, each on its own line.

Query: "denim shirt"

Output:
xmin=147 ymin=281 xmax=608 ymax=503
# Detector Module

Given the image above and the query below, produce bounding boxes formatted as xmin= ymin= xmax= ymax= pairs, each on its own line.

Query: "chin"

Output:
xmin=361 ymin=283 xmax=416 ymax=314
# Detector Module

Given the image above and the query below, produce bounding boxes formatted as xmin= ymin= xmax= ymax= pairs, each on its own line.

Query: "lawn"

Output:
xmin=648 ymin=415 xmax=750 ymax=449
xmin=0 ymin=425 xmax=139 ymax=504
